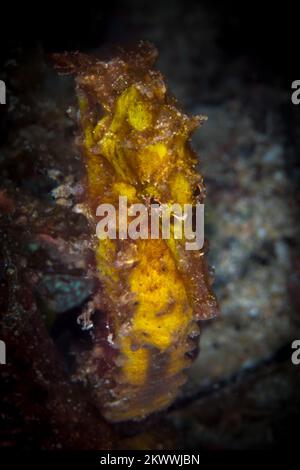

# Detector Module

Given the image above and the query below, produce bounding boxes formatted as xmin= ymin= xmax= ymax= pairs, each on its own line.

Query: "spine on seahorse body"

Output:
xmin=54 ymin=42 xmax=218 ymax=422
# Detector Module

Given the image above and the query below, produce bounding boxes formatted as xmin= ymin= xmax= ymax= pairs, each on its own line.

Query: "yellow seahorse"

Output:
xmin=54 ymin=42 xmax=218 ymax=422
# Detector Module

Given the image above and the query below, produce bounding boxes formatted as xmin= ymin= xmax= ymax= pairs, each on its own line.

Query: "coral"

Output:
xmin=54 ymin=42 xmax=218 ymax=421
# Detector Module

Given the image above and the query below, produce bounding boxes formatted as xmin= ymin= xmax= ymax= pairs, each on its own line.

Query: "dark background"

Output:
xmin=0 ymin=1 xmax=298 ymax=82
xmin=0 ymin=0 xmax=300 ymax=451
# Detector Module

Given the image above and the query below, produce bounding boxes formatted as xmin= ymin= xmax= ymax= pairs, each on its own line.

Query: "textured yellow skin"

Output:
xmin=80 ymin=85 xmax=194 ymax=418
xmin=82 ymin=85 xmax=193 ymax=394
xmin=54 ymin=44 xmax=218 ymax=421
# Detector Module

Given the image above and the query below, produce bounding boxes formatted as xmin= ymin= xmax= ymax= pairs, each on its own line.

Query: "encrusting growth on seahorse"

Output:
xmin=54 ymin=41 xmax=218 ymax=422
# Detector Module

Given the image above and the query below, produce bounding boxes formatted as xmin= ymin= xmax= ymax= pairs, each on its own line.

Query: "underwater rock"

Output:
xmin=36 ymin=273 xmax=96 ymax=314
